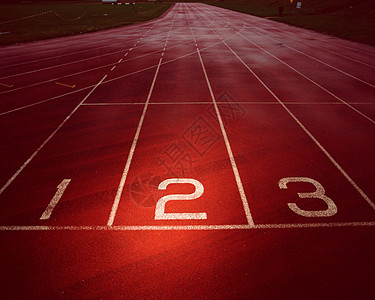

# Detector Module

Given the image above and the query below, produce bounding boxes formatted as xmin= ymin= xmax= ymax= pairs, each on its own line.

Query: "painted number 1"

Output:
xmin=155 ymin=178 xmax=207 ymax=220
xmin=40 ymin=179 xmax=71 ymax=220
xmin=278 ymin=177 xmax=338 ymax=217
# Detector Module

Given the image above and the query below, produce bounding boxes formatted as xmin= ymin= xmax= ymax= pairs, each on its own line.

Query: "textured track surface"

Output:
xmin=0 ymin=3 xmax=374 ymax=298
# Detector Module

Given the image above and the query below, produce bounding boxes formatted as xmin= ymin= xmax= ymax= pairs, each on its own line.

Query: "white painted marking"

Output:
xmin=283 ymin=35 xmax=375 ymax=69
xmin=0 ymin=32 xmax=235 ymax=97
xmin=253 ymin=30 xmax=375 ymax=88
xmin=0 ymin=222 xmax=374 ymax=231
xmin=117 ymin=59 xmax=122 ymax=63
xmin=197 ymin=48 xmax=254 ymax=226
xmin=186 ymin=7 xmax=254 ymax=226
xmin=0 ymin=46 xmax=137 ymax=80
xmin=222 ymin=40 xmax=375 ymax=210
xmin=0 ymin=21 xmax=155 ymax=64
xmin=107 ymin=10 xmax=178 ymax=226
xmin=327 ymin=42 xmax=375 ymax=58
xmin=111 ymin=66 xmax=116 ymax=71
xmin=279 ymin=177 xmax=338 ymax=217
xmin=1 ymin=33 xmax=244 ymax=115
xmin=82 ymin=102 xmax=216 ymax=106
xmin=107 ymin=58 xmax=163 ymax=226
xmin=40 ymin=179 xmax=71 ymax=220
xmin=155 ymin=178 xmax=206 ymax=220
xmin=238 ymin=33 xmax=375 ymax=124
xmin=0 ymin=37 xmax=143 ymax=70
xmin=0 ymin=75 xmax=107 ymax=195
xmin=191 ymin=6 xmax=375 ymax=210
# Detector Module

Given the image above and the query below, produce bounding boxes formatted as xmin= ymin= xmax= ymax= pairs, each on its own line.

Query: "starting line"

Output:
xmin=1 ymin=222 xmax=375 ymax=231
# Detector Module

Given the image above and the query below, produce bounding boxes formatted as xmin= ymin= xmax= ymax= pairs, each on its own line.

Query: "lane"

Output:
xmin=150 ymin=6 xmax=211 ymax=103
xmin=1 ymin=3 xmax=375 ymax=299
xmin=0 ymin=24 xmax=157 ymax=101
xmin=0 ymin=5 xmax=180 ymax=225
xmin=197 ymin=4 xmax=375 ymax=123
xmin=0 ymin=14 xmax=164 ymax=63
xmin=0 ymin=105 xmax=143 ymax=225
xmin=1 ymin=0 xmax=373 ymax=228
xmin=0 ymin=90 xmax=89 ymax=189
xmin=201 ymin=9 xmax=375 ymax=209
xmin=199 ymin=3 xmax=375 ymax=60
xmin=190 ymin=4 xmax=375 ymax=224
xmin=0 ymin=6 xmax=179 ymax=197
xmin=112 ymin=104 xmax=249 ymax=226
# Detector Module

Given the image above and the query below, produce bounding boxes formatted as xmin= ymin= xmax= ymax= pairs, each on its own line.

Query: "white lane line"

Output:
xmin=197 ymin=48 xmax=254 ymax=227
xmin=82 ymin=103 xmax=146 ymax=106
xmin=327 ymin=42 xmax=375 ymax=58
xmin=106 ymin=60 xmax=162 ymax=226
xmin=0 ymin=85 xmax=92 ymax=116
xmin=223 ymin=9 xmax=375 ymax=60
xmin=111 ymin=66 xmax=116 ymax=71
xmin=0 ymin=75 xmax=107 ymax=196
xmin=0 ymin=41 xmax=193 ymax=96
xmin=279 ymin=35 xmax=375 ymax=69
xmin=0 ymin=24 xmax=154 ymax=64
xmin=0 ymin=64 xmax=158 ymax=116
xmin=0 ymin=37 xmax=146 ymax=70
xmin=251 ymin=29 xmax=375 ymax=88
xmin=249 ymin=20 xmax=375 ymax=59
xmin=107 ymin=10 xmax=177 ymax=226
xmin=83 ymin=102 xmax=213 ymax=105
xmin=193 ymin=3 xmax=375 ymax=210
xmin=238 ymin=33 xmax=375 ymax=125
xmin=1 ymin=29 xmax=245 ymax=116
xmin=40 ymin=179 xmax=71 ymax=220
xmin=191 ymin=6 xmax=375 ymax=124
xmin=0 ymin=221 xmax=374 ymax=231
xmin=117 ymin=59 xmax=122 ymax=63
xmin=185 ymin=4 xmax=254 ymax=226
xmin=81 ymin=101 xmax=375 ymax=106
xmin=0 ymin=13 xmax=159 ymax=64
xmin=223 ymin=40 xmax=375 ymax=211
xmin=0 ymin=44 xmax=145 ymax=80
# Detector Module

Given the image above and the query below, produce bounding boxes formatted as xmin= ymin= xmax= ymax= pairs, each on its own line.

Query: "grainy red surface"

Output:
xmin=0 ymin=3 xmax=375 ymax=298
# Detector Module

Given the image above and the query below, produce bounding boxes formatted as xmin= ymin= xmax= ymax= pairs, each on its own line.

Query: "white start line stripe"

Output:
xmin=0 ymin=221 xmax=375 ymax=231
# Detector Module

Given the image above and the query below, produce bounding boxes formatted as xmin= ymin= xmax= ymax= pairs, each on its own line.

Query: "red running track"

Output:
xmin=0 ymin=2 xmax=375 ymax=298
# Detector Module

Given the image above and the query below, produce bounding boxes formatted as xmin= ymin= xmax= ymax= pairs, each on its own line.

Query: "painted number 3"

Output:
xmin=278 ymin=177 xmax=338 ymax=217
xmin=155 ymin=178 xmax=207 ymax=220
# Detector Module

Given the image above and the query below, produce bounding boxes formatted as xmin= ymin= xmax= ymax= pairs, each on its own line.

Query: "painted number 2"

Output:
xmin=155 ymin=178 xmax=207 ymax=220
xmin=278 ymin=177 xmax=338 ymax=217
